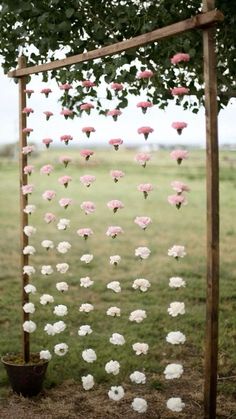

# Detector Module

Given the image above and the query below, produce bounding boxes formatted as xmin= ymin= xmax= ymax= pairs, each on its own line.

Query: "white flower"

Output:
xmin=80 ymin=254 xmax=93 ymax=264
xmin=44 ymin=323 xmax=56 ymax=336
xmin=53 ymin=320 xmax=66 ymax=334
xmin=24 ymin=284 xmax=36 ymax=294
xmin=132 ymin=342 xmax=149 ymax=355
xmin=105 ymin=360 xmax=120 ymax=375
xmin=56 ymin=263 xmax=69 ymax=274
xmin=23 ymin=265 xmax=35 ymax=276
xmin=164 ymin=363 xmax=184 ymax=379
xmin=57 ymin=218 xmax=70 ymax=230
xmin=41 ymin=240 xmax=54 ymax=250
xmin=107 ymin=281 xmax=121 ymax=293
xmin=40 ymin=294 xmax=54 ymax=305
xmin=23 ymin=302 xmax=35 ymax=314
xmin=80 ymin=277 xmax=94 ymax=288
xmin=168 ymin=245 xmax=186 ymax=259
xmin=168 ymin=302 xmax=185 ymax=317
xmin=130 ymin=371 xmax=146 ymax=384
xmin=106 ymin=307 xmax=121 ymax=317
xmin=23 ymin=245 xmax=36 ymax=255
xmin=24 ymin=204 xmax=36 ymax=214
xmin=135 ymin=246 xmax=151 ymax=260
xmin=23 ymin=320 xmax=36 ymax=333
xmin=132 ymin=278 xmax=151 ymax=292
xmin=166 ymin=331 xmax=186 ymax=345
xmin=79 ymin=303 xmax=94 ymax=313
xmin=40 ymin=350 xmax=52 ymax=361
xmin=41 ymin=265 xmax=54 ymax=275
xmin=56 ymin=281 xmax=69 ymax=292
xmin=129 ymin=309 xmax=147 ymax=323
xmin=169 ymin=276 xmax=186 ymax=288
xmin=23 ymin=225 xmax=36 ymax=237
xmin=166 ymin=397 xmax=185 ymax=412
xmin=54 ymin=304 xmax=68 ymax=316
xmin=54 ymin=343 xmax=68 ymax=356
xmin=82 ymin=348 xmax=97 ymax=363
xmin=78 ymin=325 xmax=93 ymax=336
xmin=108 ymin=386 xmax=124 ymax=401
xmin=57 ymin=241 xmax=71 ymax=254
xmin=132 ymin=398 xmax=147 ymax=413
xmin=109 ymin=255 xmax=121 ymax=265
xmin=109 ymin=333 xmax=125 ymax=346
xmin=82 ymin=374 xmax=94 ymax=390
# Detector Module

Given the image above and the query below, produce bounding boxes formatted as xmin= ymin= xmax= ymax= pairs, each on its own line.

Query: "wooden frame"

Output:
xmin=8 ymin=3 xmax=222 ymax=418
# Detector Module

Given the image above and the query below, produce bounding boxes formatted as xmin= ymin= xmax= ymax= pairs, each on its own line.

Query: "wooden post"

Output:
xmin=18 ymin=56 xmax=30 ymax=363
xmin=202 ymin=1 xmax=220 ymax=418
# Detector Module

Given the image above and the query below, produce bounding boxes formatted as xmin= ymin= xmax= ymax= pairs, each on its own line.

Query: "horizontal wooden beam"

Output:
xmin=8 ymin=9 xmax=223 ymax=78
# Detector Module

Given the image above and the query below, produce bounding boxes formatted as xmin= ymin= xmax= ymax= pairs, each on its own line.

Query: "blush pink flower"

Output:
xmin=135 ymin=153 xmax=151 ymax=168
xmin=136 ymin=101 xmax=153 ymax=114
xmin=59 ymin=83 xmax=72 ymax=91
xmin=42 ymin=138 xmax=53 ymax=148
xmin=24 ymin=89 xmax=34 ymax=98
xmin=80 ymin=149 xmax=94 ymax=161
xmin=109 ymin=138 xmax=123 ymax=151
xmin=168 ymin=194 xmax=187 ymax=209
xmin=137 ymin=70 xmax=154 ymax=79
xmin=107 ymin=109 xmax=122 ymax=121
xmin=58 ymin=175 xmax=72 ymax=188
xmin=22 ymin=107 xmax=34 ymax=116
xmin=60 ymin=135 xmax=73 ymax=145
xmin=23 ymin=128 xmax=33 ymax=136
xmin=80 ymin=174 xmax=96 ymax=187
xmin=171 ymin=181 xmax=190 ymax=194
xmin=22 ymin=145 xmax=34 ymax=155
xmin=106 ymin=226 xmax=124 ymax=239
xmin=80 ymin=103 xmax=94 ymax=115
xmin=40 ymin=164 xmax=54 ymax=175
xmin=82 ymin=80 xmax=96 ymax=89
xmin=44 ymin=212 xmax=56 ymax=223
xmin=77 ymin=228 xmax=94 ymax=240
xmin=59 ymin=198 xmax=73 ymax=209
xmin=60 ymin=109 xmax=73 ymax=119
xmin=137 ymin=126 xmax=154 ymax=140
xmin=82 ymin=127 xmax=96 ymax=138
xmin=110 ymin=170 xmax=125 ymax=183
xmin=171 ymin=87 xmax=189 ymax=96
xmin=172 ymin=122 xmax=187 ymax=135
xmin=110 ymin=82 xmax=124 ymax=92
xmin=137 ymin=183 xmax=154 ymax=199
xmin=41 ymin=87 xmax=52 ymax=97
xmin=59 ymin=155 xmax=72 ymax=167
xmin=134 ymin=216 xmax=152 ymax=230
xmin=22 ymin=184 xmax=34 ymax=195
xmin=107 ymin=200 xmax=124 ymax=213
xmin=171 ymin=53 xmax=190 ymax=65
xmin=24 ymin=165 xmax=34 ymax=175
xmin=80 ymin=201 xmax=96 ymax=215
xmin=43 ymin=111 xmax=53 ymax=121
xmin=170 ymin=149 xmax=189 ymax=165
xmin=42 ymin=190 xmax=56 ymax=201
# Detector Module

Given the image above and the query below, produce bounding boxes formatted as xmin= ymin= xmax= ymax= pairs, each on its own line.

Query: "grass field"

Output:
xmin=0 ymin=147 xmax=235 ymax=418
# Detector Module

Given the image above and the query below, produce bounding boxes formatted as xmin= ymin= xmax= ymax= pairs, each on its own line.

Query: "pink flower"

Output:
xmin=107 ymin=109 xmax=122 ymax=121
xmin=58 ymin=175 xmax=72 ymax=188
xmin=171 ymin=181 xmax=190 ymax=194
xmin=42 ymin=190 xmax=56 ymax=201
xmin=107 ymin=200 xmax=124 ymax=213
xmin=41 ymin=88 xmax=52 ymax=97
xmin=59 ymin=198 xmax=73 ymax=209
xmin=110 ymin=170 xmax=125 ymax=183
xmin=22 ymin=145 xmax=34 ymax=155
xmin=42 ymin=138 xmax=53 ymax=149
xmin=135 ymin=153 xmax=151 ymax=168
xmin=171 ymin=87 xmax=189 ymax=96
xmin=24 ymin=165 xmax=34 ymax=175
xmin=82 ymin=126 xmax=96 ymax=138
xmin=22 ymin=184 xmax=34 ymax=195
xmin=137 ymin=126 xmax=154 ymax=140
xmin=44 ymin=212 xmax=56 ymax=223
xmin=22 ymin=107 xmax=34 ymax=116
xmin=170 ymin=149 xmax=189 ymax=165
xmin=43 ymin=111 xmax=53 ymax=121
xmin=80 ymin=149 xmax=94 ymax=161
xmin=80 ymin=103 xmax=94 ymax=115
xmin=59 ymin=155 xmax=72 ymax=167
xmin=136 ymin=101 xmax=153 ymax=114
xmin=40 ymin=164 xmax=54 ymax=175
xmin=137 ymin=70 xmax=154 ymax=79
xmin=134 ymin=216 xmax=152 ymax=230
xmin=59 ymin=83 xmax=72 ymax=91
xmin=80 ymin=174 xmax=96 ymax=187
xmin=106 ymin=226 xmax=124 ymax=239
xmin=171 ymin=53 xmax=190 ymax=65
xmin=110 ymin=82 xmax=124 ymax=91
xmin=60 ymin=109 xmax=73 ymax=119
xmin=60 ymin=135 xmax=73 ymax=145
xmin=137 ymin=183 xmax=153 ymax=199
xmin=109 ymin=138 xmax=123 ymax=151
xmin=24 ymin=89 xmax=34 ymax=98
xmin=23 ymin=128 xmax=33 ymax=136
xmin=82 ymin=80 xmax=96 ymax=89
xmin=172 ymin=122 xmax=187 ymax=135
xmin=80 ymin=201 xmax=96 ymax=215
xmin=168 ymin=194 xmax=187 ymax=209
xmin=77 ymin=228 xmax=94 ymax=240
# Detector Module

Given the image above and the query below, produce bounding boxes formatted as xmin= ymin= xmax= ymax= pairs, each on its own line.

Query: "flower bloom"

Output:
xmin=80 ymin=277 xmax=94 ymax=288
xmin=171 ymin=86 xmax=189 ymax=96
xmin=168 ymin=194 xmax=187 ymax=209
xmin=80 ymin=254 xmax=93 ymax=264
xmin=54 ymin=343 xmax=68 ymax=356
xmin=41 ymin=265 xmax=54 ymax=275
xmin=110 ymin=255 xmax=121 ymax=266
xmin=42 ymin=138 xmax=53 ymax=148
xmin=170 ymin=149 xmax=189 ymax=165
xmin=54 ymin=304 xmax=68 ymax=317
xmin=59 ymin=155 xmax=72 ymax=167
xmin=24 ymin=204 xmax=36 ymax=214
xmin=43 ymin=111 xmax=53 ymax=120
xmin=110 ymin=170 xmax=125 ymax=183
xmin=41 ymin=240 xmax=54 ymax=250
xmin=23 ymin=127 xmax=33 ymax=136
xmin=40 ymin=294 xmax=54 ymax=305
xmin=137 ymin=69 xmax=154 ymax=79
xmin=82 ymin=349 xmax=97 ymax=363
xmin=132 ymin=342 xmax=149 ymax=355
xmin=107 ymin=281 xmax=121 ymax=293
xmin=60 ymin=108 xmax=73 ymax=119
xmin=56 ymin=282 xmax=69 ymax=292
xmin=56 ymin=263 xmax=69 ymax=274
xmin=40 ymin=350 xmax=52 ymax=361
xmin=135 ymin=153 xmax=151 ymax=168
xmin=135 ymin=246 xmax=151 ymax=260
xmin=24 ymin=284 xmax=37 ymax=294
xmin=136 ymin=101 xmax=153 ymax=114
xmin=23 ymin=245 xmax=36 ymax=255
xmin=108 ymin=386 xmax=125 ymax=401
xmin=57 ymin=218 xmax=70 ymax=230
xmin=171 ymin=181 xmax=190 ymax=194
xmin=58 ymin=175 xmax=72 ymax=188
xmin=82 ymin=80 xmax=96 ymax=89
xmin=44 ymin=323 xmax=55 ymax=336
xmin=23 ymin=226 xmax=36 ymax=237
xmin=132 ymin=278 xmax=151 ymax=292
xmin=107 ymin=200 xmax=124 ymax=213
xmin=137 ymin=183 xmax=153 ymax=199
xmin=60 ymin=134 xmax=73 ymax=145
xmin=134 ymin=216 xmax=152 ymax=230
xmin=106 ymin=307 xmax=121 ymax=317
xmin=82 ymin=126 xmax=95 ymax=138
xmin=109 ymin=138 xmax=123 ymax=151
xmin=166 ymin=331 xmax=186 ymax=345
xmin=23 ymin=302 xmax=35 ymax=314
xmin=79 ymin=303 xmax=94 ymax=313
xmin=80 ymin=102 xmax=94 ymax=114
xmin=130 ymin=371 xmax=146 ymax=384
xmin=44 ymin=212 xmax=56 ymax=223
xmin=171 ymin=52 xmax=190 ymax=64
xmin=168 ymin=245 xmax=186 ymax=259
xmin=80 ymin=149 xmax=94 ymax=160
xmin=57 ymin=241 xmax=71 ymax=254
xmin=110 ymin=82 xmax=124 ymax=91
xmin=80 ymin=174 xmax=96 ymax=187
xmin=42 ymin=190 xmax=56 ymax=201
xmin=24 ymin=89 xmax=34 ymax=98
xmin=106 ymin=226 xmax=124 ymax=238
xmin=22 ymin=184 xmax=34 ymax=195
xmin=77 ymin=228 xmax=93 ymax=240
xmin=40 ymin=164 xmax=54 ymax=175
xmin=107 ymin=109 xmax=122 ymax=121
xmin=109 ymin=333 xmax=125 ymax=346
xmin=132 ymin=398 xmax=148 ymax=413
xmin=23 ymin=165 xmax=34 ymax=175
xmin=59 ymin=198 xmax=73 ymax=209
xmin=81 ymin=201 xmax=96 ymax=215
xmin=168 ymin=302 xmax=185 ymax=317
xmin=164 ymin=363 xmax=183 ymax=379
xmin=41 ymin=87 xmax=52 ymax=97
xmin=23 ymin=320 xmax=36 ymax=333
xmin=82 ymin=374 xmax=94 ymax=390
xmin=23 ymin=265 xmax=35 ymax=276
xmin=137 ymin=126 xmax=154 ymax=140
xmin=169 ymin=277 xmax=186 ymax=288
xmin=78 ymin=325 xmax=93 ymax=336
xmin=105 ymin=360 xmax=120 ymax=375
xmin=53 ymin=321 xmax=66 ymax=334
xmin=22 ymin=145 xmax=34 ymax=155
xmin=59 ymin=83 xmax=72 ymax=91
xmin=129 ymin=309 xmax=147 ymax=323
xmin=167 ymin=397 xmax=185 ymax=412
xmin=172 ymin=121 xmax=187 ymax=135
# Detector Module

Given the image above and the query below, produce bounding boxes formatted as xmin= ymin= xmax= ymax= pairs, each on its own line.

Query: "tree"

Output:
xmin=0 ymin=0 xmax=235 ymax=113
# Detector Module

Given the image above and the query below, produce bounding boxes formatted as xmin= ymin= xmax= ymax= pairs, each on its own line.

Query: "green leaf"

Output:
xmin=66 ymin=8 xmax=74 ymax=18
